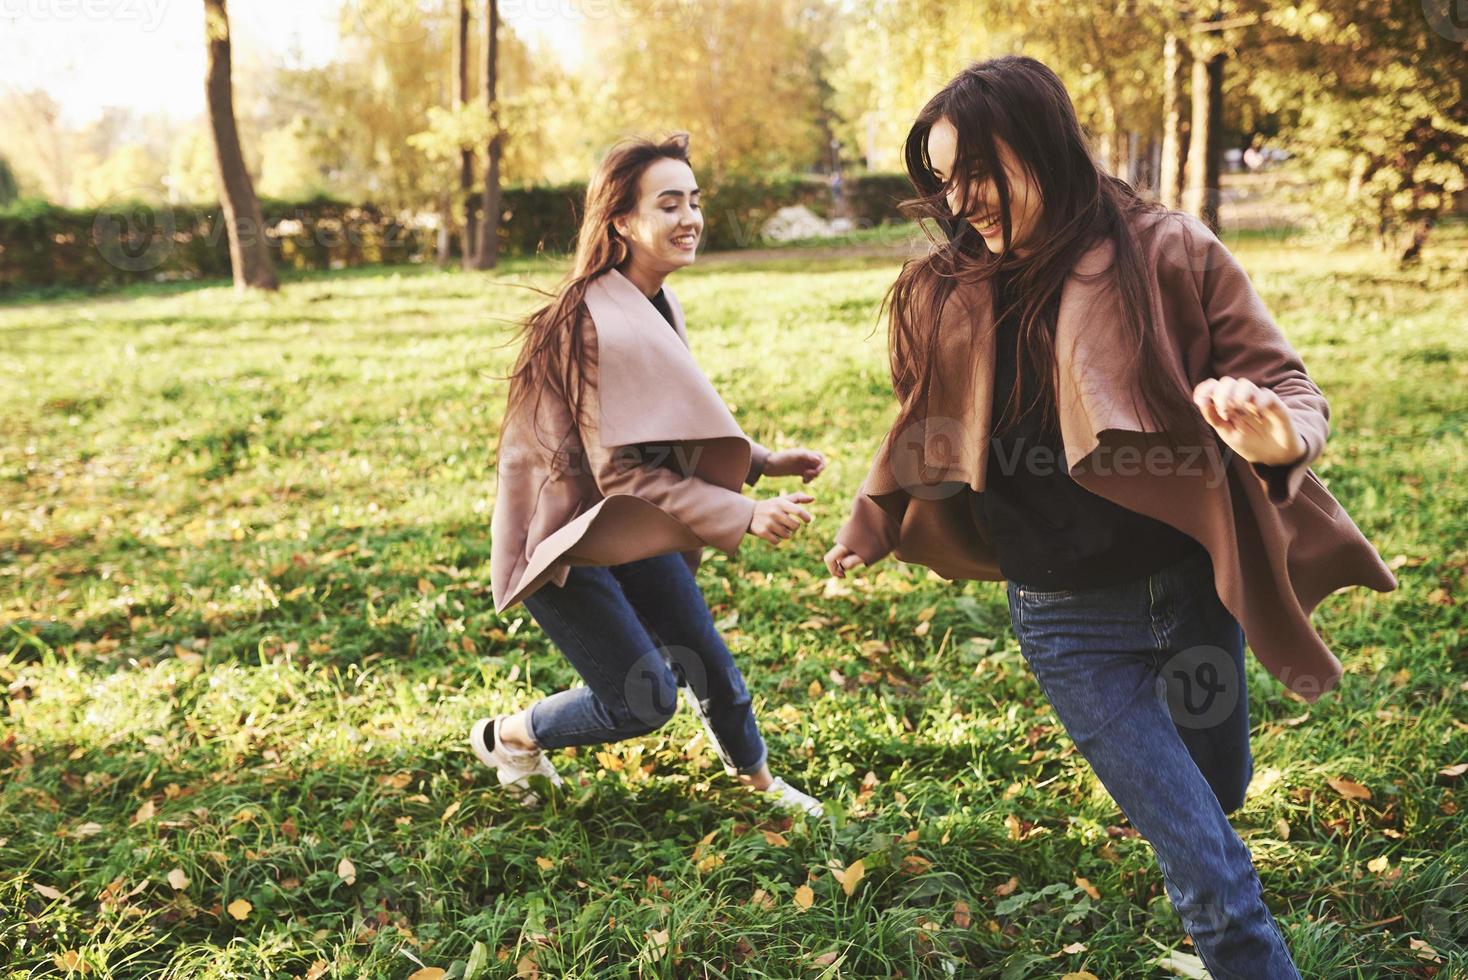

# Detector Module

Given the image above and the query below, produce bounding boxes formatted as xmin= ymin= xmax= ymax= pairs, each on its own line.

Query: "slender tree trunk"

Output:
xmin=471 ymin=0 xmax=502 ymax=270
xmin=1160 ymin=32 xmax=1188 ymax=210
xmin=1186 ymin=46 xmax=1225 ymax=232
xmin=455 ymin=0 xmax=476 ymax=266
xmin=203 ymin=0 xmax=277 ymax=292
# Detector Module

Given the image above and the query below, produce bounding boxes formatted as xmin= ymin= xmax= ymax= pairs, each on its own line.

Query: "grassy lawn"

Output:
xmin=1 ymin=224 xmax=1465 ymax=978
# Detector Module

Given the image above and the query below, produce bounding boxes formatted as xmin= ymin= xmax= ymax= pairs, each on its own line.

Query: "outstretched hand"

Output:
xmin=823 ymin=542 xmax=865 ymax=578
xmin=763 ymin=448 xmax=827 ymax=483
xmin=748 ymin=492 xmax=815 ymax=544
xmin=1192 ymin=376 xmax=1307 ymax=466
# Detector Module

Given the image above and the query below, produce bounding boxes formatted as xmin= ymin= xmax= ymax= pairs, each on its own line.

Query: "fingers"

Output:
xmin=823 ymin=544 xmax=845 ymax=576
xmin=822 ymin=543 xmax=865 ymax=578
xmin=1194 ymin=376 xmax=1271 ymax=429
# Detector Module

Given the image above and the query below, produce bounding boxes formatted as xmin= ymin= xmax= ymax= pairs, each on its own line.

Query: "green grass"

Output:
xmin=1 ymin=224 xmax=1465 ymax=979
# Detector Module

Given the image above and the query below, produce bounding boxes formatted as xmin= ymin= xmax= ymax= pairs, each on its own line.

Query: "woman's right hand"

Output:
xmin=823 ymin=542 xmax=866 ymax=578
xmin=748 ymin=492 xmax=815 ymax=544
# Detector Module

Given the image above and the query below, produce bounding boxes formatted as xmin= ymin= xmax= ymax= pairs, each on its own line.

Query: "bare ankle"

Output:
xmin=737 ymin=765 xmax=774 ymax=791
xmin=498 ymin=710 xmax=540 ymax=752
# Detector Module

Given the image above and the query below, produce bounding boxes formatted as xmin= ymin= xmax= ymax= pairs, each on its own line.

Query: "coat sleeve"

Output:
xmin=1189 ymin=217 xmax=1329 ymax=506
xmin=833 ymin=450 xmax=902 ymax=566
xmin=574 ymin=315 xmax=757 ymax=555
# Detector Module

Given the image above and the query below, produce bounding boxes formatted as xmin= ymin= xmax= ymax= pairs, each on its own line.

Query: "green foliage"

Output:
xmin=1247 ymin=0 xmax=1468 ymax=258
xmin=0 ymin=174 xmax=914 ymax=293
xmin=0 ymin=227 xmax=1464 ymax=975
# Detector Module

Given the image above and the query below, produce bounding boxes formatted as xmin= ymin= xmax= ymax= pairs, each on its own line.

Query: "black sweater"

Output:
xmin=970 ymin=267 xmax=1203 ymax=591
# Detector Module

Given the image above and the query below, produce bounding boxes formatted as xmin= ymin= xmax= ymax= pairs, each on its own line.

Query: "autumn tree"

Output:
xmin=203 ymin=0 xmax=278 ymax=292
xmin=1247 ymin=0 xmax=1467 ymax=261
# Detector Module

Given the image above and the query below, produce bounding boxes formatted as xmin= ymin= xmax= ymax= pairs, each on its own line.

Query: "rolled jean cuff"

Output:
xmin=728 ymin=743 xmax=768 ymax=777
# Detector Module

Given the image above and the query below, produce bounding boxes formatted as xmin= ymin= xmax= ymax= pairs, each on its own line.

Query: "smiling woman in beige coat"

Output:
xmin=481 ymin=132 xmax=825 ymax=815
xmin=824 ymin=57 xmax=1396 ymax=979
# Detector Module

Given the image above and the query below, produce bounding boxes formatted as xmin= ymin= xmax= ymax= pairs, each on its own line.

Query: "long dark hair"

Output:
xmin=886 ymin=55 xmax=1208 ymax=450
xmin=497 ymin=132 xmax=693 ymax=456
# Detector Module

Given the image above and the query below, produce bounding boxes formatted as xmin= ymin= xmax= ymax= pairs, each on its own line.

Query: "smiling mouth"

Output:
xmin=972 ymin=214 xmax=1001 ymax=233
xmin=671 ymin=233 xmax=698 ymax=249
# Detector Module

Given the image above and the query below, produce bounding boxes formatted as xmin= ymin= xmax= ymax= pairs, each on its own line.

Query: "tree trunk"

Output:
xmin=1160 ymin=32 xmax=1187 ymax=210
xmin=455 ymin=0 xmax=476 ymax=266
xmin=203 ymin=0 xmax=277 ymax=293
xmin=471 ymin=0 xmax=502 ymax=270
xmin=1186 ymin=46 xmax=1225 ymax=232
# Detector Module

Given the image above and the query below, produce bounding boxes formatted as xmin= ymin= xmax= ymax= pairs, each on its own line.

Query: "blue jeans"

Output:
xmin=1006 ymin=546 xmax=1301 ymax=980
xmin=519 ymin=552 xmax=768 ymax=776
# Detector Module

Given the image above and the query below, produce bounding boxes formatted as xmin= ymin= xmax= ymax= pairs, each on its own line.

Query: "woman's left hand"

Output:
xmin=764 ymin=449 xmax=828 ymax=483
xmin=1193 ymin=375 xmax=1307 ymax=466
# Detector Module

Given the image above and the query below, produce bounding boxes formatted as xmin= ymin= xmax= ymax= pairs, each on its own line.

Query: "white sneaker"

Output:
xmin=760 ymin=776 xmax=824 ymax=817
xmin=470 ymin=716 xmax=562 ymax=806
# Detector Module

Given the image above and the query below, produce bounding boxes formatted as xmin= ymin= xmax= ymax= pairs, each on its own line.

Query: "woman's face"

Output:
xmin=613 ymin=157 xmax=704 ymax=274
xmin=926 ymin=116 xmax=1043 ymax=256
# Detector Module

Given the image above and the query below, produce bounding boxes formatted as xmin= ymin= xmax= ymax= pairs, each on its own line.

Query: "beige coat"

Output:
xmin=490 ymin=268 xmax=770 ymax=613
xmin=835 ymin=210 xmax=1397 ymax=702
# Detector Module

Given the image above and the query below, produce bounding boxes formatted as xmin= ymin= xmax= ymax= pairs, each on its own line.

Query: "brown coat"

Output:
xmin=835 ymin=210 xmax=1397 ymax=702
xmin=490 ymin=268 xmax=770 ymax=613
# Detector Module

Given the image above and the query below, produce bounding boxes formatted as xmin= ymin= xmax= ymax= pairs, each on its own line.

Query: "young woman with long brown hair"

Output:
xmin=824 ymin=56 xmax=1396 ymax=978
xmin=482 ymin=132 xmax=825 ymax=815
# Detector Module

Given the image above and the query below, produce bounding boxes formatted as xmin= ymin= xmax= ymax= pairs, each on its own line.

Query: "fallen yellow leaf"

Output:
xmin=407 ymin=969 xmax=447 ymax=980
xmin=167 ymin=868 xmax=189 ymax=890
xmin=793 ymin=884 xmax=814 ymax=909
xmin=832 ymin=859 xmax=865 ymax=897
xmin=337 ymin=857 xmax=356 ymax=886
xmin=1327 ymin=776 xmax=1372 ymax=801
xmin=34 ymin=882 xmax=66 ymax=902
xmin=226 ymin=898 xmax=252 ymax=920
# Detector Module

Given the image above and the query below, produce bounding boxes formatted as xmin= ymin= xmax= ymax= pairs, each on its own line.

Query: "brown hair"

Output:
xmin=497 ymin=132 xmax=693 ymax=456
xmin=886 ymin=56 xmax=1208 ymax=450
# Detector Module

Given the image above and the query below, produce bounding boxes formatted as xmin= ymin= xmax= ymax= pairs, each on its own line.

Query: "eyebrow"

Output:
xmin=657 ymin=188 xmax=700 ymax=198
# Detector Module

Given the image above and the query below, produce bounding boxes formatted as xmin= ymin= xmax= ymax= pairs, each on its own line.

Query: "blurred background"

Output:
xmin=2 ymin=0 xmax=1465 ymax=293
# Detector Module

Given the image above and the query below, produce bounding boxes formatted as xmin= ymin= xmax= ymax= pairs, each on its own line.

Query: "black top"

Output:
xmin=650 ymin=287 xmax=677 ymax=330
xmin=970 ymin=266 xmax=1204 ymax=591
